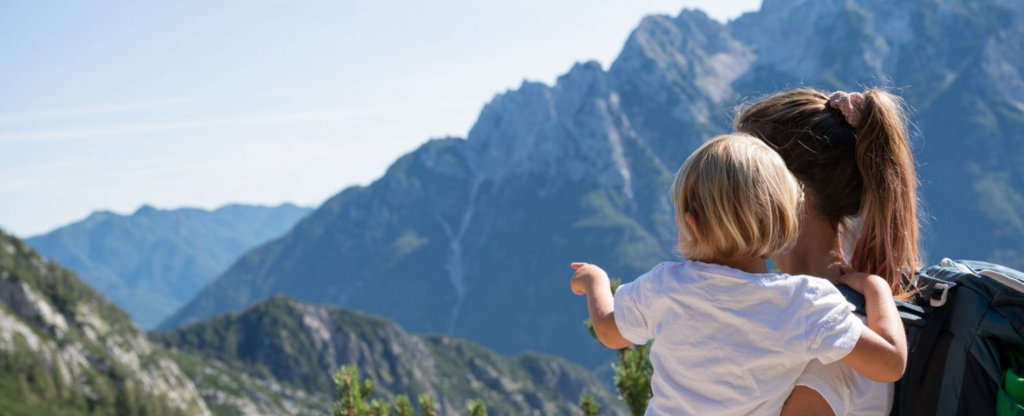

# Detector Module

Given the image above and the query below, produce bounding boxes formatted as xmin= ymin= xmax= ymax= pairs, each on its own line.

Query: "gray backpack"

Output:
xmin=839 ymin=259 xmax=1024 ymax=416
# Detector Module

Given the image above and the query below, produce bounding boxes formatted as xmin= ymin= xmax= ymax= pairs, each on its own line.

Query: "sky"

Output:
xmin=1 ymin=0 xmax=762 ymax=238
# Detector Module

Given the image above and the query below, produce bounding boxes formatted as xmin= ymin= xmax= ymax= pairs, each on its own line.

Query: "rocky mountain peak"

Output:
xmin=612 ymin=9 xmax=752 ymax=102
xmin=466 ymin=60 xmax=639 ymax=196
xmin=756 ymin=0 xmax=811 ymax=14
xmin=134 ymin=204 xmax=160 ymax=216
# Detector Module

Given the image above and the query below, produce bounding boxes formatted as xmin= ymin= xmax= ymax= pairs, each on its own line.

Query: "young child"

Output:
xmin=570 ymin=134 xmax=907 ymax=415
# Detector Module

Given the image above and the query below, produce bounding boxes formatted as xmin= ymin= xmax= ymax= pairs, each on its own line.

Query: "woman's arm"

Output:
xmin=570 ymin=262 xmax=632 ymax=349
xmin=781 ymin=386 xmax=836 ymax=416
xmin=838 ymin=272 xmax=908 ymax=383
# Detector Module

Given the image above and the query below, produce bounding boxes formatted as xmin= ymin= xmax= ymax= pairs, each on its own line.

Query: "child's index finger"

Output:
xmin=570 ymin=262 xmax=587 ymax=270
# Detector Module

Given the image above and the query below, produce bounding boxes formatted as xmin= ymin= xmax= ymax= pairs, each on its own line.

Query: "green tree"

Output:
xmin=369 ymin=399 xmax=391 ymax=416
xmin=579 ymin=394 xmax=601 ymax=416
xmin=333 ymin=365 xmax=374 ymax=416
xmin=468 ymin=399 xmax=488 ymax=416
xmin=580 ymin=278 xmax=653 ymax=416
xmin=329 ymin=365 xmax=491 ymax=416
xmin=614 ymin=343 xmax=653 ymax=415
xmin=395 ymin=395 xmax=414 ymax=416
xmin=417 ymin=395 xmax=436 ymax=416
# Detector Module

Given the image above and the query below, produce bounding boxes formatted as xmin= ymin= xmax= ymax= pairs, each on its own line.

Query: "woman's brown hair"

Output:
xmin=734 ymin=88 xmax=920 ymax=296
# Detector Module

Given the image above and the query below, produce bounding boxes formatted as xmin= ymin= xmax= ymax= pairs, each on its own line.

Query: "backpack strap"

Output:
xmin=838 ymin=284 xmax=866 ymax=314
xmin=837 ymin=283 xmax=928 ymax=327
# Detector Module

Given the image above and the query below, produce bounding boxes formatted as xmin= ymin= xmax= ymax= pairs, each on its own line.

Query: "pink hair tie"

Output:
xmin=828 ymin=91 xmax=866 ymax=129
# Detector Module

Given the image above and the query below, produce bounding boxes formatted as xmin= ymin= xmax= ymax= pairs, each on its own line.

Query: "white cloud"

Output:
xmin=0 ymin=97 xmax=204 ymax=124
xmin=0 ymin=102 xmax=468 ymax=144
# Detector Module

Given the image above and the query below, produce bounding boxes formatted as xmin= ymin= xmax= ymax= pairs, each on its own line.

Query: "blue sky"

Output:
xmin=1 ymin=0 xmax=761 ymax=237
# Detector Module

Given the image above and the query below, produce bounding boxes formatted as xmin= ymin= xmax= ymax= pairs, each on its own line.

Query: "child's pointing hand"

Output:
xmin=570 ymin=262 xmax=609 ymax=295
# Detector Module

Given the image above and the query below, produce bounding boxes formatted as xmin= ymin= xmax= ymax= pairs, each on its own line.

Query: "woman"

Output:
xmin=735 ymin=88 xmax=921 ymax=416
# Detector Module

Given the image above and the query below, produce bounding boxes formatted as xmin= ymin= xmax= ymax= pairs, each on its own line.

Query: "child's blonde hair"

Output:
xmin=672 ymin=134 xmax=802 ymax=262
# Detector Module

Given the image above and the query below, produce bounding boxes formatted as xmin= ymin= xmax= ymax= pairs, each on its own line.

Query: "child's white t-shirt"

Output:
xmin=614 ymin=260 xmax=864 ymax=416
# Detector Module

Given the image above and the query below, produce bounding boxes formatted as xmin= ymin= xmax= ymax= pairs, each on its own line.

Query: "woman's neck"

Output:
xmin=773 ymin=213 xmax=847 ymax=284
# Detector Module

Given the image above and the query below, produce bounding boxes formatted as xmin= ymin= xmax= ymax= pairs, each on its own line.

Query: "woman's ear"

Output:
xmin=685 ymin=212 xmax=701 ymax=240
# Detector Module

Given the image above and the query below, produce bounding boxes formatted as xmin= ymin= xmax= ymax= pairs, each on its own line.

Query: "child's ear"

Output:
xmin=684 ymin=212 xmax=701 ymax=240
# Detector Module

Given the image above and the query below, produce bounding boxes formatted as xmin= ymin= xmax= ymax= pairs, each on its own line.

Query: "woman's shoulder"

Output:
xmin=785 ymin=274 xmax=842 ymax=294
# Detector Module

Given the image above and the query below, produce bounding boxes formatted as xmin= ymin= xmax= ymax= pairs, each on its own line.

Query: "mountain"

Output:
xmin=27 ymin=203 xmax=312 ymax=329
xmin=0 ymin=229 xmax=211 ymax=415
xmin=161 ymin=0 xmax=1024 ymax=369
xmin=151 ymin=295 xmax=624 ymax=416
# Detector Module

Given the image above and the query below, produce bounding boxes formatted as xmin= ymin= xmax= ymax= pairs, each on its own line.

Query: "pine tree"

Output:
xmin=614 ymin=343 xmax=652 ymax=415
xmin=395 ymin=395 xmax=415 ymax=416
xmin=579 ymin=394 xmax=601 ymax=416
xmin=369 ymin=399 xmax=391 ymax=416
xmin=468 ymin=399 xmax=488 ymax=416
xmin=417 ymin=395 xmax=437 ymax=416
xmin=333 ymin=365 xmax=374 ymax=416
xmin=580 ymin=278 xmax=653 ymax=416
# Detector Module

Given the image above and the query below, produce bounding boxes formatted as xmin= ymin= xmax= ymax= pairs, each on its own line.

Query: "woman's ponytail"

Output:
xmin=736 ymin=88 xmax=921 ymax=296
xmin=850 ymin=90 xmax=921 ymax=295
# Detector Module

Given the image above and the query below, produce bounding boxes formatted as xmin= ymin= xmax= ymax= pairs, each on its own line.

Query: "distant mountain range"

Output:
xmin=0 ymin=229 xmax=617 ymax=416
xmin=26 ymin=203 xmax=312 ymax=329
xmin=159 ymin=0 xmax=1024 ymax=369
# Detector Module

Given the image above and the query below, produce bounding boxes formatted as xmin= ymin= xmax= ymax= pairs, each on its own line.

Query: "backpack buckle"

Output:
xmin=931 ymin=282 xmax=951 ymax=307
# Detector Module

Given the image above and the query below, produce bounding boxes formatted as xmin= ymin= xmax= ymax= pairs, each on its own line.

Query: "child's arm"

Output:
xmin=837 ymin=272 xmax=908 ymax=383
xmin=570 ymin=262 xmax=632 ymax=350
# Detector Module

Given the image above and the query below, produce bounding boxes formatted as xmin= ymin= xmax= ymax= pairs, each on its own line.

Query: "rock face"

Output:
xmin=162 ymin=0 xmax=1024 ymax=368
xmin=152 ymin=296 xmax=623 ymax=416
xmin=0 ymin=229 xmax=210 ymax=416
xmin=161 ymin=348 xmax=332 ymax=416
xmin=26 ymin=203 xmax=312 ymax=329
